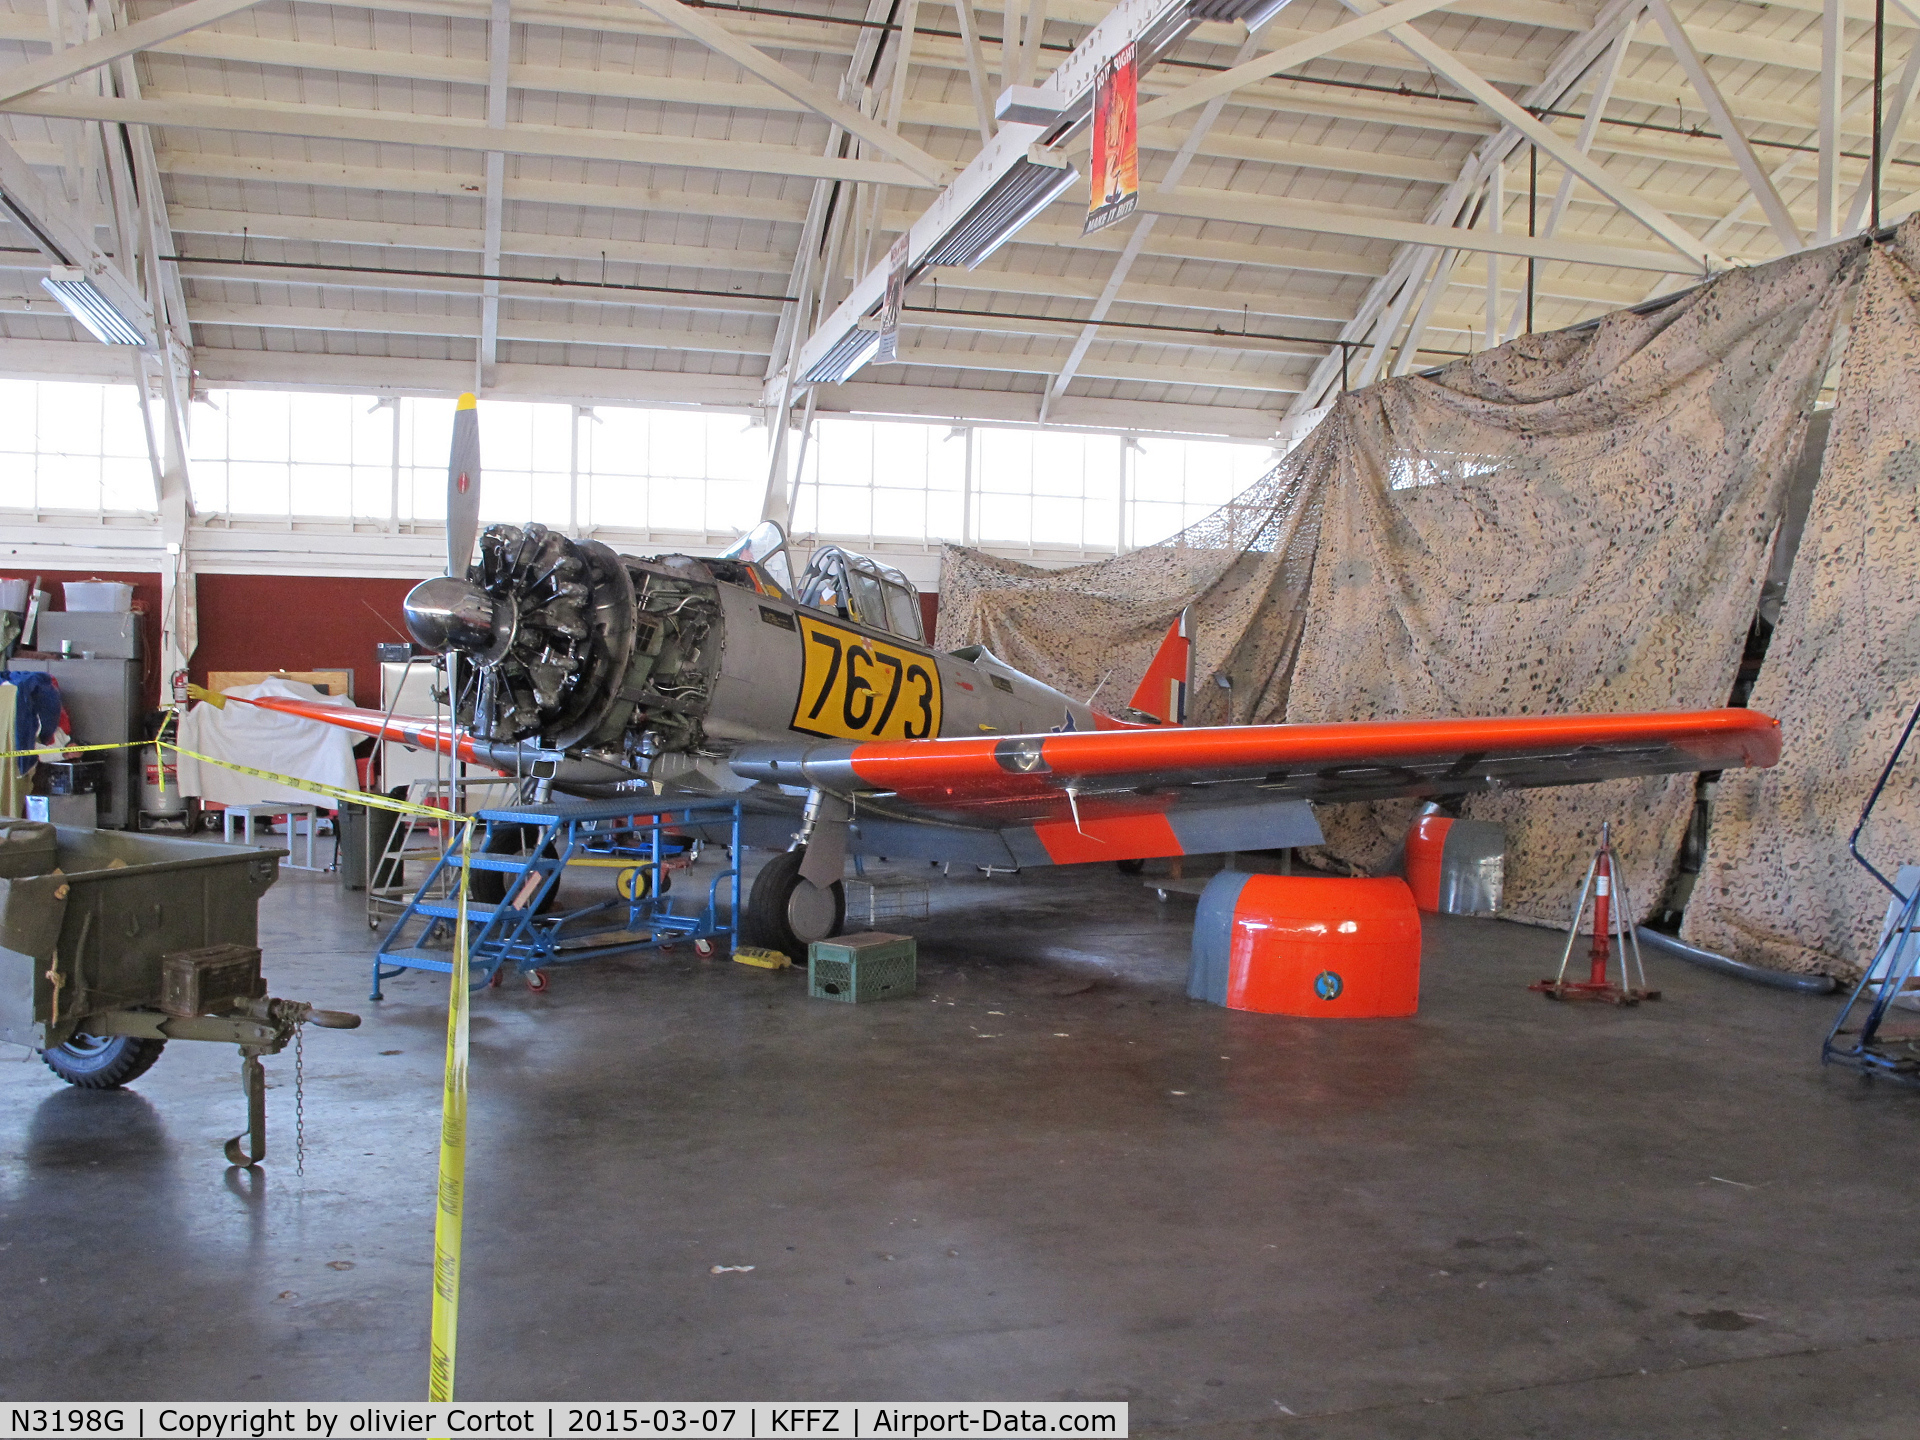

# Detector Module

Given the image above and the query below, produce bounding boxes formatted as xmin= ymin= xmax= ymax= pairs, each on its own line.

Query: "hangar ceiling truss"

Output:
xmin=0 ymin=0 xmax=1911 ymax=447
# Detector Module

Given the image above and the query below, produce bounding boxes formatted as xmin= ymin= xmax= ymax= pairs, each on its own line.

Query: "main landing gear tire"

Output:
xmin=42 ymin=1034 xmax=167 ymax=1089
xmin=743 ymin=848 xmax=844 ymax=960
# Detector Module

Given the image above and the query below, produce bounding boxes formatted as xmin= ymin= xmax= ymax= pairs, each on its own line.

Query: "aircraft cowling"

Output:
xmin=436 ymin=523 xmax=640 ymax=752
xmin=405 ymin=523 xmax=731 ymax=769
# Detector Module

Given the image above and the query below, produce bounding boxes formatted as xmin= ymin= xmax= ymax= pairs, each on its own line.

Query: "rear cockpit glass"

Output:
xmin=796 ymin=545 xmax=925 ymax=642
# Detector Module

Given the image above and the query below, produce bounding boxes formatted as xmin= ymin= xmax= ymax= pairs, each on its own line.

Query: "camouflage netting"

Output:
xmin=942 ymin=235 xmax=1867 ymax=932
xmin=936 ymin=436 xmax=1335 ymax=726
xmin=1681 ymin=223 xmax=1920 ymax=979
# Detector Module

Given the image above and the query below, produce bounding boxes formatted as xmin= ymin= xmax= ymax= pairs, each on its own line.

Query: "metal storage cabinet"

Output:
xmin=9 ymin=655 xmax=142 ymax=828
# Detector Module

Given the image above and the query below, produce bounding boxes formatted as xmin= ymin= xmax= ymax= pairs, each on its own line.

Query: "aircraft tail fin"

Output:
xmin=1128 ymin=609 xmax=1192 ymax=725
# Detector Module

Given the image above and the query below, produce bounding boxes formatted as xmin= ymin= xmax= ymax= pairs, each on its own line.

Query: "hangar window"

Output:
xmin=974 ymin=427 xmax=1123 ymax=551
xmin=579 ymin=405 xmax=763 ymax=533
xmin=792 ymin=416 xmax=965 ymax=542
xmin=1 ymin=379 xmax=1285 ymax=568
xmin=1129 ymin=436 xmax=1282 ymax=546
xmin=0 ymin=379 xmax=157 ymax=514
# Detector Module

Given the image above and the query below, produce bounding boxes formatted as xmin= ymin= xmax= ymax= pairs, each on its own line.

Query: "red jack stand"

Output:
xmin=1531 ymin=822 xmax=1661 ymax=1005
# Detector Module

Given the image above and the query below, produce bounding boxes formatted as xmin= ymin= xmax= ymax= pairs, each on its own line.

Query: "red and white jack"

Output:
xmin=1531 ymin=821 xmax=1661 ymax=1005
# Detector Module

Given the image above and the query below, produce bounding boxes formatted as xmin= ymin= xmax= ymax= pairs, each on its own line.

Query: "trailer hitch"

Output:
xmin=97 ymin=998 xmax=361 ymax=1166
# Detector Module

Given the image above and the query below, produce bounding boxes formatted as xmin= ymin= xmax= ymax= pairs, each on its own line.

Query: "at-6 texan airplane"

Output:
xmin=236 ymin=396 xmax=1781 ymax=957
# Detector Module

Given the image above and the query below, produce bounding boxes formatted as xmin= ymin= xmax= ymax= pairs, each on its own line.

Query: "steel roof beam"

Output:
xmin=1045 ymin=34 xmax=1259 ymax=411
xmin=477 ymin=0 xmax=512 ymax=389
xmin=0 ymin=0 xmax=267 ymax=106
xmin=1138 ymin=188 xmax=1692 ymax=270
xmin=1645 ymin=0 xmax=1803 ymax=250
xmin=1135 ymin=0 xmax=1475 ymax=128
xmin=1284 ymin=0 xmax=1647 ymax=414
xmin=0 ymin=91 xmax=939 ymax=187
xmin=1338 ymin=0 xmax=1719 ymax=269
xmin=4 ymin=13 xmax=1886 ymax=159
xmin=621 ymin=0 xmax=954 ymax=186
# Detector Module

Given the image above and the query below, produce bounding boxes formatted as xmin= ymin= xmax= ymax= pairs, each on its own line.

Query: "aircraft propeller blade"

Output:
xmin=446 ymin=391 xmax=481 ymax=577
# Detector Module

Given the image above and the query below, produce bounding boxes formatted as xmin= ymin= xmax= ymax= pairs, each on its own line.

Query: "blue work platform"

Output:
xmin=371 ymin=796 xmax=743 ymax=1000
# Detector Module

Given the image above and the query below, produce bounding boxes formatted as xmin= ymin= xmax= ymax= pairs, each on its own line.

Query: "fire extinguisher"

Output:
xmin=170 ymin=668 xmax=190 ymax=706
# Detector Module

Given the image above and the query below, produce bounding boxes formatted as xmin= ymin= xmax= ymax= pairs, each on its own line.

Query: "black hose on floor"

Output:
xmin=1634 ymin=926 xmax=1837 ymax=994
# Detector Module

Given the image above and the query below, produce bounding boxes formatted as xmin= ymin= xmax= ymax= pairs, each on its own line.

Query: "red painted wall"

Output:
xmin=0 ymin=567 xmax=164 ymax=708
xmin=192 ymin=575 xmax=418 ymax=708
xmin=3 ymin=568 xmax=942 ymax=716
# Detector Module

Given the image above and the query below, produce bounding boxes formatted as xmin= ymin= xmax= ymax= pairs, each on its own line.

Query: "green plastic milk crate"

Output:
xmin=808 ymin=932 xmax=917 ymax=1003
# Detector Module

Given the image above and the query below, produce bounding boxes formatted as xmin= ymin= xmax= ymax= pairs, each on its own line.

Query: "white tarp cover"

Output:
xmin=176 ymin=677 xmax=359 ymax=808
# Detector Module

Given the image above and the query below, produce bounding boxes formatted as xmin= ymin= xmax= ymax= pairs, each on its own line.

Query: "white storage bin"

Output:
xmin=63 ymin=580 xmax=133 ymax=612
xmin=0 ymin=578 xmax=28 ymax=612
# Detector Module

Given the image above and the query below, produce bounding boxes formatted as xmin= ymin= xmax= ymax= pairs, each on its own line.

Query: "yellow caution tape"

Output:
xmin=6 ymin=716 xmax=476 ymax=1395
xmin=0 ymin=736 xmax=152 ymax=762
xmin=429 ymin=821 xmax=474 ymax=1401
xmin=154 ymin=741 xmax=472 ymax=821
xmin=4 ymin=704 xmax=480 ymax=1400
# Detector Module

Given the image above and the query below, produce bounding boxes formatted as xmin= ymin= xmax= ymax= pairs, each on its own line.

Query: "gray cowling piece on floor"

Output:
xmin=1435 ymin=819 xmax=1506 ymax=916
xmin=1188 ymin=871 xmax=1253 ymax=1006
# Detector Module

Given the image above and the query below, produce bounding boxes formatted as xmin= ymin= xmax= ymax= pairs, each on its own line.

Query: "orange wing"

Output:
xmin=732 ymin=708 xmax=1779 ymax=864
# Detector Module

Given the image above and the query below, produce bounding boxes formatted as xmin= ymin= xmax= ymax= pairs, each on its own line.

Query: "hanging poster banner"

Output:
xmin=876 ymin=234 xmax=909 ymax=364
xmin=1085 ymin=43 xmax=1139 ymax=236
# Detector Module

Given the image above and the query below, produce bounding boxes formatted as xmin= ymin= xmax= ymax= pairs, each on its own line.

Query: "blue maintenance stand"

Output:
xmin=371 ymin=796 xmax=742 ymax=1000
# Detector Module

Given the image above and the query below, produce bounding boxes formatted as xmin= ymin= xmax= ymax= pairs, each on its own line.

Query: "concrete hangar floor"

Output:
xmin=4 ymin=853 xmax=1919 ymax=1437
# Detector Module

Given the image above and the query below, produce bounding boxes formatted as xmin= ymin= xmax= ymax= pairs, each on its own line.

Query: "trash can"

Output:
xmin=336 ymin=801 xmax=399 ymax=892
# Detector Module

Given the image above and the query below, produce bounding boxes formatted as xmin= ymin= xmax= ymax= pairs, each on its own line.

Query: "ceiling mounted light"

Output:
xmin=41 ymin=265 xmax=149 ymax=346
xmin=797 ymin=0 xmax=1299 ymax=389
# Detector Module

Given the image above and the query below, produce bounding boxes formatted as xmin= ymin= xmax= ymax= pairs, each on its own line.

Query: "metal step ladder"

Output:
xmin=370 ymin=796 xmax=743 ymax=1001
xmin=364 ymin=775 xmax=522 ymax=931
xmin=1825 ymin=696 xmax=1920 ymax=1085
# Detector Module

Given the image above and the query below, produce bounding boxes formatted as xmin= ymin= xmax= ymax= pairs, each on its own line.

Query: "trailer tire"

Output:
xmin=742 ymin=848 xmax=844 ymax=960
xmin=42 ymin=1034 xmax=167 ymax=1089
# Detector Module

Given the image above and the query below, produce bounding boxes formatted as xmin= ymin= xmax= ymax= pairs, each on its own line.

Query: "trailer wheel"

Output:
xmin=742 ymin=848 xmax=844 ymax=960
xmin=42 ymin=1034 xmax=167 ymax=1089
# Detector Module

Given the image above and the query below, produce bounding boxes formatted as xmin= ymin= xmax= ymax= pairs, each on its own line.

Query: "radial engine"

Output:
xmin=401 ymin=523 xmax=750 ymax=774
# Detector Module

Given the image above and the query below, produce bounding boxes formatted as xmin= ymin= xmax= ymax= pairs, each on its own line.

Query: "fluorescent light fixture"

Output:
xmin=41 ymin=265 xmax=149 ymax=346
xmin=797 ymin=0 xmax=1299 ymax=390
xmin=996 ymin=85 xmax=1065 ymax=127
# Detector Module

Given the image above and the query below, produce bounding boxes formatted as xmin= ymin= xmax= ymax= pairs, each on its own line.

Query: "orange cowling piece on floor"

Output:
xmin=1213 ymin=874 xmax=1422 ymax=1018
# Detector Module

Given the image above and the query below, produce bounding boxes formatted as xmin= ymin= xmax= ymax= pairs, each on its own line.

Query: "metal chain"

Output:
xmin=295 ymin=1025 xmax=306 ymax=1177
